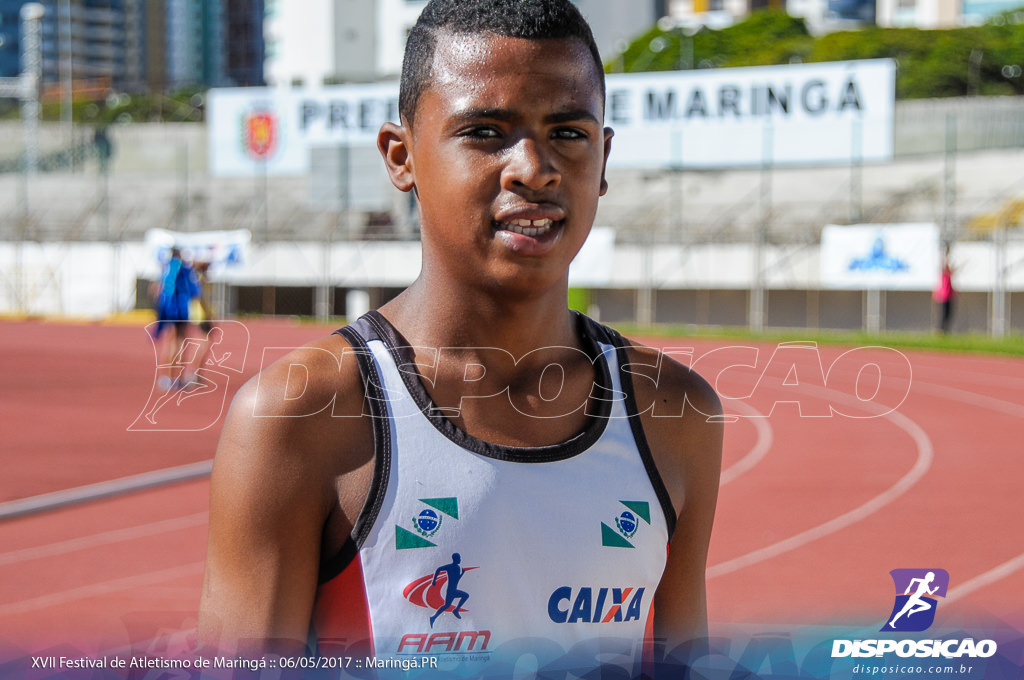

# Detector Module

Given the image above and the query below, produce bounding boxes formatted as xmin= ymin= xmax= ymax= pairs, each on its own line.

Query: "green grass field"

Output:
xmin=611 ymin=323 xmax=1024 ymax=357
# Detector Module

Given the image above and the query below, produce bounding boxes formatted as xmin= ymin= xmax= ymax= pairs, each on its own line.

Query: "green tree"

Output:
xmin=611 ymin=8 xmax=1024 ymax=99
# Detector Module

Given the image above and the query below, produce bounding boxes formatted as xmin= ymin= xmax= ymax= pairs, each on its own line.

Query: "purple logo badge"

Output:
xmin=882 ymin=569 xmax=949 ymax=632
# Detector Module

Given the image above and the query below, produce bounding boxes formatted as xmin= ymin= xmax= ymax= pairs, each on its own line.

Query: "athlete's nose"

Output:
xmin=502 ymin=136 xmax=560 ymax=192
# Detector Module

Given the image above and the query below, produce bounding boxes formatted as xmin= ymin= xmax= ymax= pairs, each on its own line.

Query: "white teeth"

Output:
xmin=498 ymin=218 xmax=556 ymax=236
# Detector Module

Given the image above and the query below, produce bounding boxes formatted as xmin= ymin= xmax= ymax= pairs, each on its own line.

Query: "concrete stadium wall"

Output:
xmin=3 ymin=240 xmax=1023 ymax=336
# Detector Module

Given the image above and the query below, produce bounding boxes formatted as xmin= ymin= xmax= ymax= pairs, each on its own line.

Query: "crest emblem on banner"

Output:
xmin=241 ymin=108 xmax=278 ymax=160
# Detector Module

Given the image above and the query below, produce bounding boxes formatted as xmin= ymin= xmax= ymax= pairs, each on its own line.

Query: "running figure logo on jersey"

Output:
xmin=403 ymin=555 xmax=477 ymax=625
xmin=429 ymin=553 xmax=470 ymax=627
xmin=601 ymin=500 xmax=651 ymax=549
xmin=882 ymin=569 xmax=949 ymax=632
xmin=396 ymin=497 xmax=460 ymax=550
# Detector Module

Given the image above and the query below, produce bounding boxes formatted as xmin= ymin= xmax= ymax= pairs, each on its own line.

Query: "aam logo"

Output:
xmin=548 ymin=586 xmax=645 ymax=624
xmin=396 ymin=630 xmax=491 ymax=655
xmin=881 ymin=569 xmax=950 ymax=632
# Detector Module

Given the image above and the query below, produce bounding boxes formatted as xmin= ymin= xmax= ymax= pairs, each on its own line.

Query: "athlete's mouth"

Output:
xmin=493 ymin=218 xmax=561 ymax=237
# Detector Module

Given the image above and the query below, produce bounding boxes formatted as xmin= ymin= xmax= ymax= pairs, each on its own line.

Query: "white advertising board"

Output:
xmin=605 ymin=59 xmax=895 ymax=168
xmin=207 ymin=59 xmax=895 ymax=176
xmin=820 ymin=223 xmax=941 ymax=290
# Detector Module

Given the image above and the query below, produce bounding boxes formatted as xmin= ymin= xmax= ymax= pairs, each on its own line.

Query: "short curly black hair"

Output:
xmin=399 ymin=0 xmax=604 ymax=125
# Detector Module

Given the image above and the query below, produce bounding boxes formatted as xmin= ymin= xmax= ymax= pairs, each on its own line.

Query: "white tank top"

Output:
xmin=313 ymin=311 xmax=675 ymax=678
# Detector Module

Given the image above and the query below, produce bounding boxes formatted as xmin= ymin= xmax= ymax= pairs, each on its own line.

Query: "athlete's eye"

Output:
xmin=461 ymin=126 xmax=502 ymax=140
xmin=552 ymin=127 xmax=587 ymax=141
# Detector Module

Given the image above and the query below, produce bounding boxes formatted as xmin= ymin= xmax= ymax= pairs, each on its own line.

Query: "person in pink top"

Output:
xmin=934 ymin=244 xmax=956 ymax=334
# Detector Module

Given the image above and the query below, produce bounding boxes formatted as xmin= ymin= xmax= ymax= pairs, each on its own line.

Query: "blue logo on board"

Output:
xmin=848 ymin=234 xmax=910 ymax=273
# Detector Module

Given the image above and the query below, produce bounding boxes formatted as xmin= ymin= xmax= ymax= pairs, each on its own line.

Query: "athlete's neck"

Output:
xmin=379 ymin=278 xmax=581 ymax=359
xmin=376 ymin=277 xmax=599 ymax=447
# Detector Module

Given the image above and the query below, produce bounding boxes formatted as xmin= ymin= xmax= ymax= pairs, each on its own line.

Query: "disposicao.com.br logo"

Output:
xmin=884 ymin=568 xmax=949 ymax=633
xmin=832 ymin=569 xmax=998 ymax=660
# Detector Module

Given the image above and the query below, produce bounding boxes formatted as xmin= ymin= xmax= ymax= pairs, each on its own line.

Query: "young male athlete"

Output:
xmin=198 ymin=0 xmax=722 ymax=675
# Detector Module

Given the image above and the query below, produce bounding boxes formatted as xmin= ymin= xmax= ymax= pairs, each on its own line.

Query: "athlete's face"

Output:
xmin=380 ymin=33 xmax=612 ymax=293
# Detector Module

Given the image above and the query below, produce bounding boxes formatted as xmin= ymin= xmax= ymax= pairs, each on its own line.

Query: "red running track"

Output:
xmin=1 ymin=319 xmax=1022 ymax=656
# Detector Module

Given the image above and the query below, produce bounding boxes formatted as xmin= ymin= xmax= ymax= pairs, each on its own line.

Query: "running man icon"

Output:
xmin=882 ymin=568 xmax=949 ymax=632
xmin=429 ymin=553 xmax=469 ymax=628
xmin=889 ymin=571 xmax=939 ymax=628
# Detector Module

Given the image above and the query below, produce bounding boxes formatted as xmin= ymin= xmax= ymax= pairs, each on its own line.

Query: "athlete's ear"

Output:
xmin=378 ymin=121 xmax=416 ymax=193
xmin=599 ymin=126 xmax=614 ymax=197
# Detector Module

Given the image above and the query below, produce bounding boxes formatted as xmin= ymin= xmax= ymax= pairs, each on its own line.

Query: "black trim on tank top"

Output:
xmin=316 ymin=320 xmax=394 ymax=584
xmin=361 ymin=309 xmax=615 ymax=463
xmin=597 ymin=327 xmax=679 ymax=541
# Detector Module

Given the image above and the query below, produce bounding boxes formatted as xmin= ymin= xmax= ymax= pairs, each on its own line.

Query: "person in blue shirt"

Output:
xmin=151 ymin=247 xmax=200 ymax=390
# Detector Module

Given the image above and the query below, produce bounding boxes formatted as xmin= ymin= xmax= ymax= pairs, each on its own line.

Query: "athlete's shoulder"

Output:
xmin=231 ymin=328 xmax=366 ymax=421
xmin=217 ymin=325 xmax=374 ymax=483
xmin=203 ymin=327 xmax=374 ymax=656
xmin=613 ymin=331 xmax=723 ymax=515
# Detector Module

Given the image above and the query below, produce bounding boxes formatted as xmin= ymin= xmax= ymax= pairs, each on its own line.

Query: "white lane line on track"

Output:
xmin=910 ymin=378 xmax=1024 ymax=602
xmin=707 ymin=356 xmax=1020 ymax=601
xmin=707 ymin=387 xmax=934 ymax=579
xmin=945 ymin=552 xmax=1024 ymax=604
xmin=0 ymin=460 xmax=213 ymax=521
xmin=0 ymin=512 xmax=208 ymax=567
xmin=720 ymin=401 xmax=773 ymax=486
xmin=0 ymin=562 xmax=205 ymax=618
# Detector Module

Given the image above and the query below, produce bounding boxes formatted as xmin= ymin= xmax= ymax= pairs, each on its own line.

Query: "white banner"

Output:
xmin=820 ymin=223 xmax=941 ymax=290
xmin=208 ymin=83 xmax=399 ymax=176
xmin=144 ymin=229 xmax=252 ymax=273
xmin=605 ymin=59 xmax=895 ymax=168
xmin=208 ymin=59 xmax=895 ymax=176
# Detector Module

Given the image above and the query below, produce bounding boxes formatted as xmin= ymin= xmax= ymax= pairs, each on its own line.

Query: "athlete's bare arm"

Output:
xmin=197 ymin=334 xmax=374 ymax=656
xmin=628 ymin=343 xmax=723 ymax=654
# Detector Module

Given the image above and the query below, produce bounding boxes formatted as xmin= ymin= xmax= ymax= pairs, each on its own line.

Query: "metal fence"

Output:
xmin=1 ymin=96 xmax=1022 ymax=335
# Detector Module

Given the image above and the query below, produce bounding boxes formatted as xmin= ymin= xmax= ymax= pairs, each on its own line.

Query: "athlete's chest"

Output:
xmin=317 ymin=314 xmax=676 ymax=674
xmin=358 ymin=439 xmax=670 ymax=662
